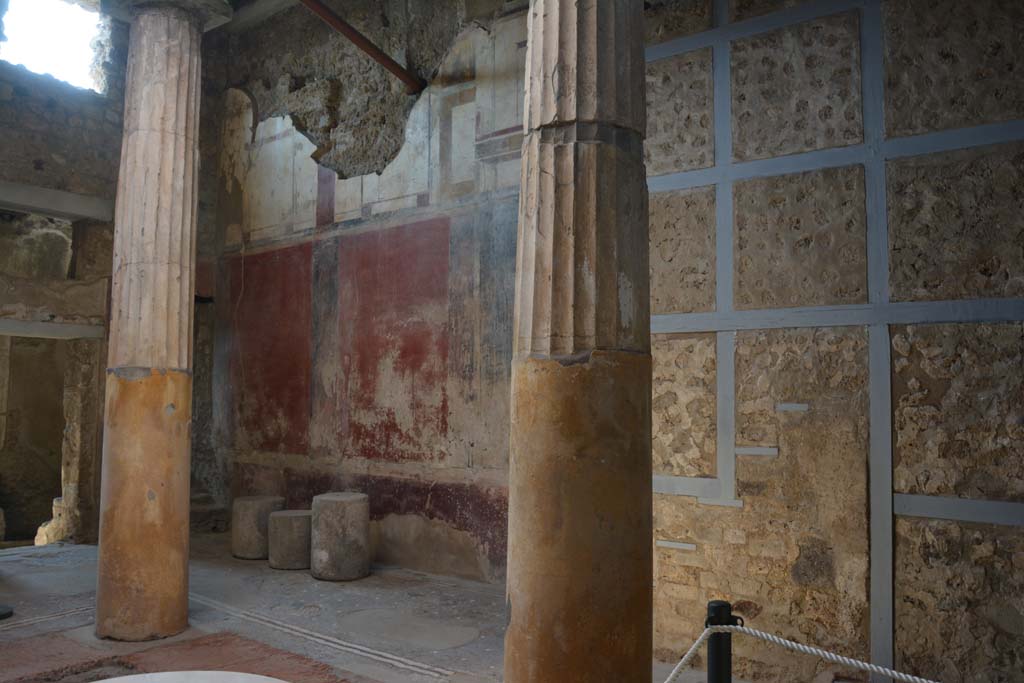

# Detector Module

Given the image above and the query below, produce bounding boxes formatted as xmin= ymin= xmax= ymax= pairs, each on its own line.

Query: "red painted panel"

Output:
xmin=229 ymin=243 xmax=312 ymax=453
xmin=338 ymin=219 xmax=450 ymax=461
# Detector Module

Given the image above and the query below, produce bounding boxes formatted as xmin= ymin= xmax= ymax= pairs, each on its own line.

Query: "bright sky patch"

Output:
xmin=0 ymin=0 xmax=102 ymax=91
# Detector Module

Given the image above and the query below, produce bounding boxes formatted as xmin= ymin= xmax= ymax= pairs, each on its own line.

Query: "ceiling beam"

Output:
xmin=0 ymin=181 xmax=114 ymax=222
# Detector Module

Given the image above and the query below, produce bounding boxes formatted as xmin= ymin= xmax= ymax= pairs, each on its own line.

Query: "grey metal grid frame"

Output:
xmin=644 ymin=0 xmax=1024 ymax=676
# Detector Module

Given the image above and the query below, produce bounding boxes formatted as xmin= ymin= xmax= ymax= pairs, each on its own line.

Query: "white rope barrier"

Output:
xmin=663 ymin=624 xmax=941 ymax=683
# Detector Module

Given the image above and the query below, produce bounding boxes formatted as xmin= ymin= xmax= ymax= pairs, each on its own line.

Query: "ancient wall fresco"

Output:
xmin=337 ymin=220 xmax=451 ymax=464
xmin=228 ymin=243 xmax=313 ymax=455
xmin=221 ymin=202 xmax=513 ymax=578
xmin=231 ymin=461 xmax=507 ymax=581
xmin=213 ymin=9 xmax=1024 ymax=680
xmin=216 ymin=14 xmax=525 ymax=579
xmin=219 ymin=90 xmax=319 ymax=247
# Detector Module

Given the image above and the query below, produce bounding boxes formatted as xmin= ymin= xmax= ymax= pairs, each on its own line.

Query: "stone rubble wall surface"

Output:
xmin=643 ymin=1 xmax=1024 ymax=681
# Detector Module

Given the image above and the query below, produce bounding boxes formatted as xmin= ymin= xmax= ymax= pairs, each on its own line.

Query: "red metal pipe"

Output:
xmin=296 ymin=0 xmax=426 ymax=94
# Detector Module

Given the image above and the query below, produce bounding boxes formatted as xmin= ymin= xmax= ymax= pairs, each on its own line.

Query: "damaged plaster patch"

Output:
xmin=219 ymin=89 xmax=319 ymax=242
xmin=226 ymin=0 xmax=472 ymax=178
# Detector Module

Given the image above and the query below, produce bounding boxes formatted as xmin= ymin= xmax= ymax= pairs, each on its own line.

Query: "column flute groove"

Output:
xmin=505 ymin=0 xmax=652 ymax=680
xmin=96 ymin=0 xmax=230 ymax=642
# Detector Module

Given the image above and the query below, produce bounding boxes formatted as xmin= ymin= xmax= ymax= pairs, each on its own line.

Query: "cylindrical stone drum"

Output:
xmin=231 ymin=495 xmax=284 ymax=559
xmin=268 ymin=509 xmax=312 ymax=570
xmin=311 ymin=492 xmax=370 ymax=581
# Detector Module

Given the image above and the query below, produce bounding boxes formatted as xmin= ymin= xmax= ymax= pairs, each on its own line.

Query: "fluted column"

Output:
xmin=96 ymin=0 xmax=230 ymax=641
xmin=505 ymin=1 xmax=652 ymax=681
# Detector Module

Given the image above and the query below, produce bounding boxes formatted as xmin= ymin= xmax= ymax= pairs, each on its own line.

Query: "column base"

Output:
xmin=96 ymin=368 xmax=192 ymax=641
xmin=504 ymin=350 xmax=653 ymax=683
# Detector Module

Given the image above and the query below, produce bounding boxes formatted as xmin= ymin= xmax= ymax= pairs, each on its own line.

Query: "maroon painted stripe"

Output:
xmin=316 ymin=165 xmax=336 ymax=229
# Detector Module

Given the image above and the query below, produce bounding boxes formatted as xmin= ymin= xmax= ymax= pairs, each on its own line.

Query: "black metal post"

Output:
xmin=707 ymin=600 xmax=736 ymax=683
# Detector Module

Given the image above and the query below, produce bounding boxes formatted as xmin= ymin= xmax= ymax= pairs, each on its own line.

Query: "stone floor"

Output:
xmin=0 ymin=533 xmax=703 ymax=682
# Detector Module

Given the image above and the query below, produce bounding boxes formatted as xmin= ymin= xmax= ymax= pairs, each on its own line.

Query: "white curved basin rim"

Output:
xmin=102 ymin=673 xmax=289 ymax=683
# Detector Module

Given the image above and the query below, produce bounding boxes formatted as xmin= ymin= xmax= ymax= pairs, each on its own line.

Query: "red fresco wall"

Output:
xmin=228 ymin=242 xmax=313 ymax=454
xmin=223 ymin=219 xmax=508 ymax=576
xmin=337 ymin=218 xmax=451 ymax=462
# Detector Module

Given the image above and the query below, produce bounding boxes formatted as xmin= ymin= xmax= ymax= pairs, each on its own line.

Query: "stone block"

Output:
xmin=887 ymin=143 xmax=1024 ymax=302
xmin=892 ymin=323 xmax=1024 ymax=502
xmin=645 ymin=48 xmax=714 ymax=176
xmin=311 ymin=491 xmax=370 ymax=581
xmin=650 ymin=186 xmax=716 ymax=314
xmin=731 ymin=12 xmax=862 ymax=161
xmin=645 ymin=0 xmax=712 ymax=45
xmin=734 ymin=165 xmax=867 ymax=310
xmin=895 ymin=517 xmax=1024 ymax=682
xmin=652 ymin=333 xmax=717 ymax=478
xmin=884 ymin=0 xmax=1024 ymax=137
xmin=268 ymin=509 xmax=312 ymax=570
xmin=230 ymin=495 xmax=284 ymax=559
